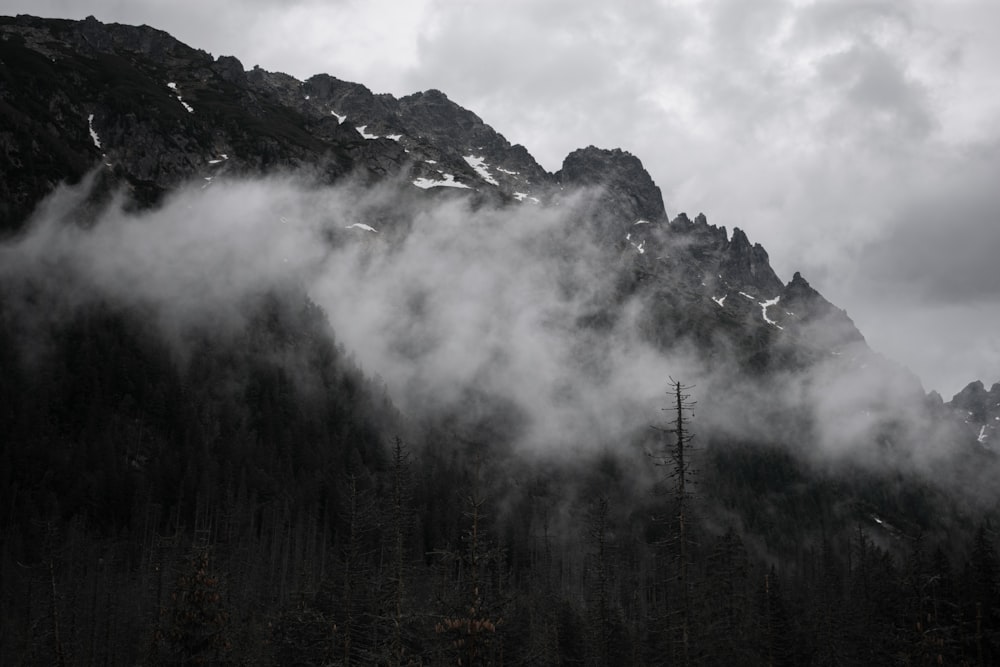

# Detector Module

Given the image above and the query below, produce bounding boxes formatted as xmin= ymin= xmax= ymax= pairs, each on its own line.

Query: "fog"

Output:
xmin=0 ymin=172 xmax=986 ymax=501
xmin=1 ymin=173 xmax=679 ymax=454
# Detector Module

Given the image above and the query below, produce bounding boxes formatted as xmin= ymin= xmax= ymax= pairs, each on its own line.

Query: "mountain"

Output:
xmin=0 ymin=14 xmax=875 ymax=361
xmin=2 ymin=14 xmax=999 ymax=665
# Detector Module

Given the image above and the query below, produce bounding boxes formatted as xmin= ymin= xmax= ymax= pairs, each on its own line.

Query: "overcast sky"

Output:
xmin=7 ymin=0 xmax=1000 ymax=398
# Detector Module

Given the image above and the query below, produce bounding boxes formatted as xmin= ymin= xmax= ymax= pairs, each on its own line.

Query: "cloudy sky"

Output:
xmin=7 ymin=0 xmax=1000 ymax=397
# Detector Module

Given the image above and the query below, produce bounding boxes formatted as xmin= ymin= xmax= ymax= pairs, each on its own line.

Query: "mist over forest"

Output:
xmin=4 ymin=172 xmax=984 ymax=486
xmin=4 ymin=170 xmax=999 ymax=665
xmin=3 ymin=13 xmax=1000 ymax=665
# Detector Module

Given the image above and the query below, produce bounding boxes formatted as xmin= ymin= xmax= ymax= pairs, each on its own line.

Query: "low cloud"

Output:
xmin=0 ymin=174 xmax=680 ymax=461
xmin=1 ymin=173 xmax=988 ymax=509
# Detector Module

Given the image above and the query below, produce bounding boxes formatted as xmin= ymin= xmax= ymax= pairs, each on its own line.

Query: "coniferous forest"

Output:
xmin=2 ymin=282 xmax=999 ymax=666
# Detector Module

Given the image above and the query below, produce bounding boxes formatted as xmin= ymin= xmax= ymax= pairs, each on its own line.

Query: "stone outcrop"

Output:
xmin=557 ymin=146 xmax=667 ymax=230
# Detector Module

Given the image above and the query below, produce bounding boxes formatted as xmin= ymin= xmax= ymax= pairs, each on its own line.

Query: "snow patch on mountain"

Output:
xmin=760 ymin=296 xmax=784 ymax=329
xmin=356 ymin=125 xmax=379 ymax=140
xmin=87 ymin=113 xmax=101 ymax=149
xmin=463 ymin=155 xmax=499 ymax=186
xmin=346 ymin=223 xmax=378 ymax=233
xmin=412 ymin=174 xmax=471 ymax=189
xmin=167 ymin=82 xmax=193 ymax=113
xmin=712 ymin=295 xmax=726 ymax=307
xmin=331 ymin=110 xmax=346 ymax=123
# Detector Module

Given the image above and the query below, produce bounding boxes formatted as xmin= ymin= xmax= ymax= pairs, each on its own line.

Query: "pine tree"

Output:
xmin=338 ymin=472 xmax=379 ymax=665
xmin=586 ymin=496 xmax=615 ymax=666
xmin=753 ymin=566 xmax=794 ymax=667
xmin=160 ymin=545 xmax=231 ymax=664
xmin=385 ymin=437 xmax=415 ymax=667
xmin=433 ymin=455 xmax=506 ymax=666
xmin=966 ymin=522 xmax=1000 ymax=665
xmin=703 ymin=527 xmax=750 ymax=663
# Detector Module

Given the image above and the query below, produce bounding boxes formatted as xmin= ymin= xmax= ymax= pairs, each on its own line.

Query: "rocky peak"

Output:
xmin=298 ymin=76 xmax=550 ymax=196
xmin=397 ymin=89 xmax=504 ymax=153
xmin=398 ymin=88 xmax=463 ymax=121
xmin=558 ymin=147 xmax=665 ymax=216
xmin=778 ymin=272 xmax=866 ymax=349
xmin=656 ymin=213 xmax=780 ymax=298
xmin=720 ymin=227 xmax=784 ymax=296
xmin=948 ymin=380 xmax=1000 ymax=446
xmin=0 ymin=15 xmax=406 ymax=229
xmin=302 ymin=74 xmax=397 ymax=124
xmin=669 ymin=212 xmax=727 ymax=243
xmin=783 ymin=271 xmax=812 ymax=299
xmin=212 ymin=55 xmax=247 ymax=85
xmin=556 ymin=147 xmax=666 ymax=240
xmin=71 ymin=14 xmax=211 ymax=64
xmin=950 ymin=381 xmax=990 ymax=420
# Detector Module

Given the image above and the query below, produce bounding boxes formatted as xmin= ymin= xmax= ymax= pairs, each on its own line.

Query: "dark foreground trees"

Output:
xmin=3 ymin=290 xmax=1000 ymax=665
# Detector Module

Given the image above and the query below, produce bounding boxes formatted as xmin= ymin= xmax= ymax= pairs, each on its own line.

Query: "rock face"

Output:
xmin=0 ymin=17 xmax=304 ymax=226
xmin=556 ymin=147 xmax=667 ymax=241
xmin=300 ymin=77 xmax=553 ymax=198
xmin=0 ymin=12 xmax=564 ymax=230
xmin=779 ymin=272 xmax=866 ymax=348
xmin=603 ymin=208 xmax=873 ymax=373
xmin=948 ymin=381 xmax=1000 ymax=446
xmin=0 ymin=14 xmax=419 ymax=230
xmin=722 ymin=228 xmax=784 ymax=297
xmin=558 ymin=147 xmax=667 ymax=216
